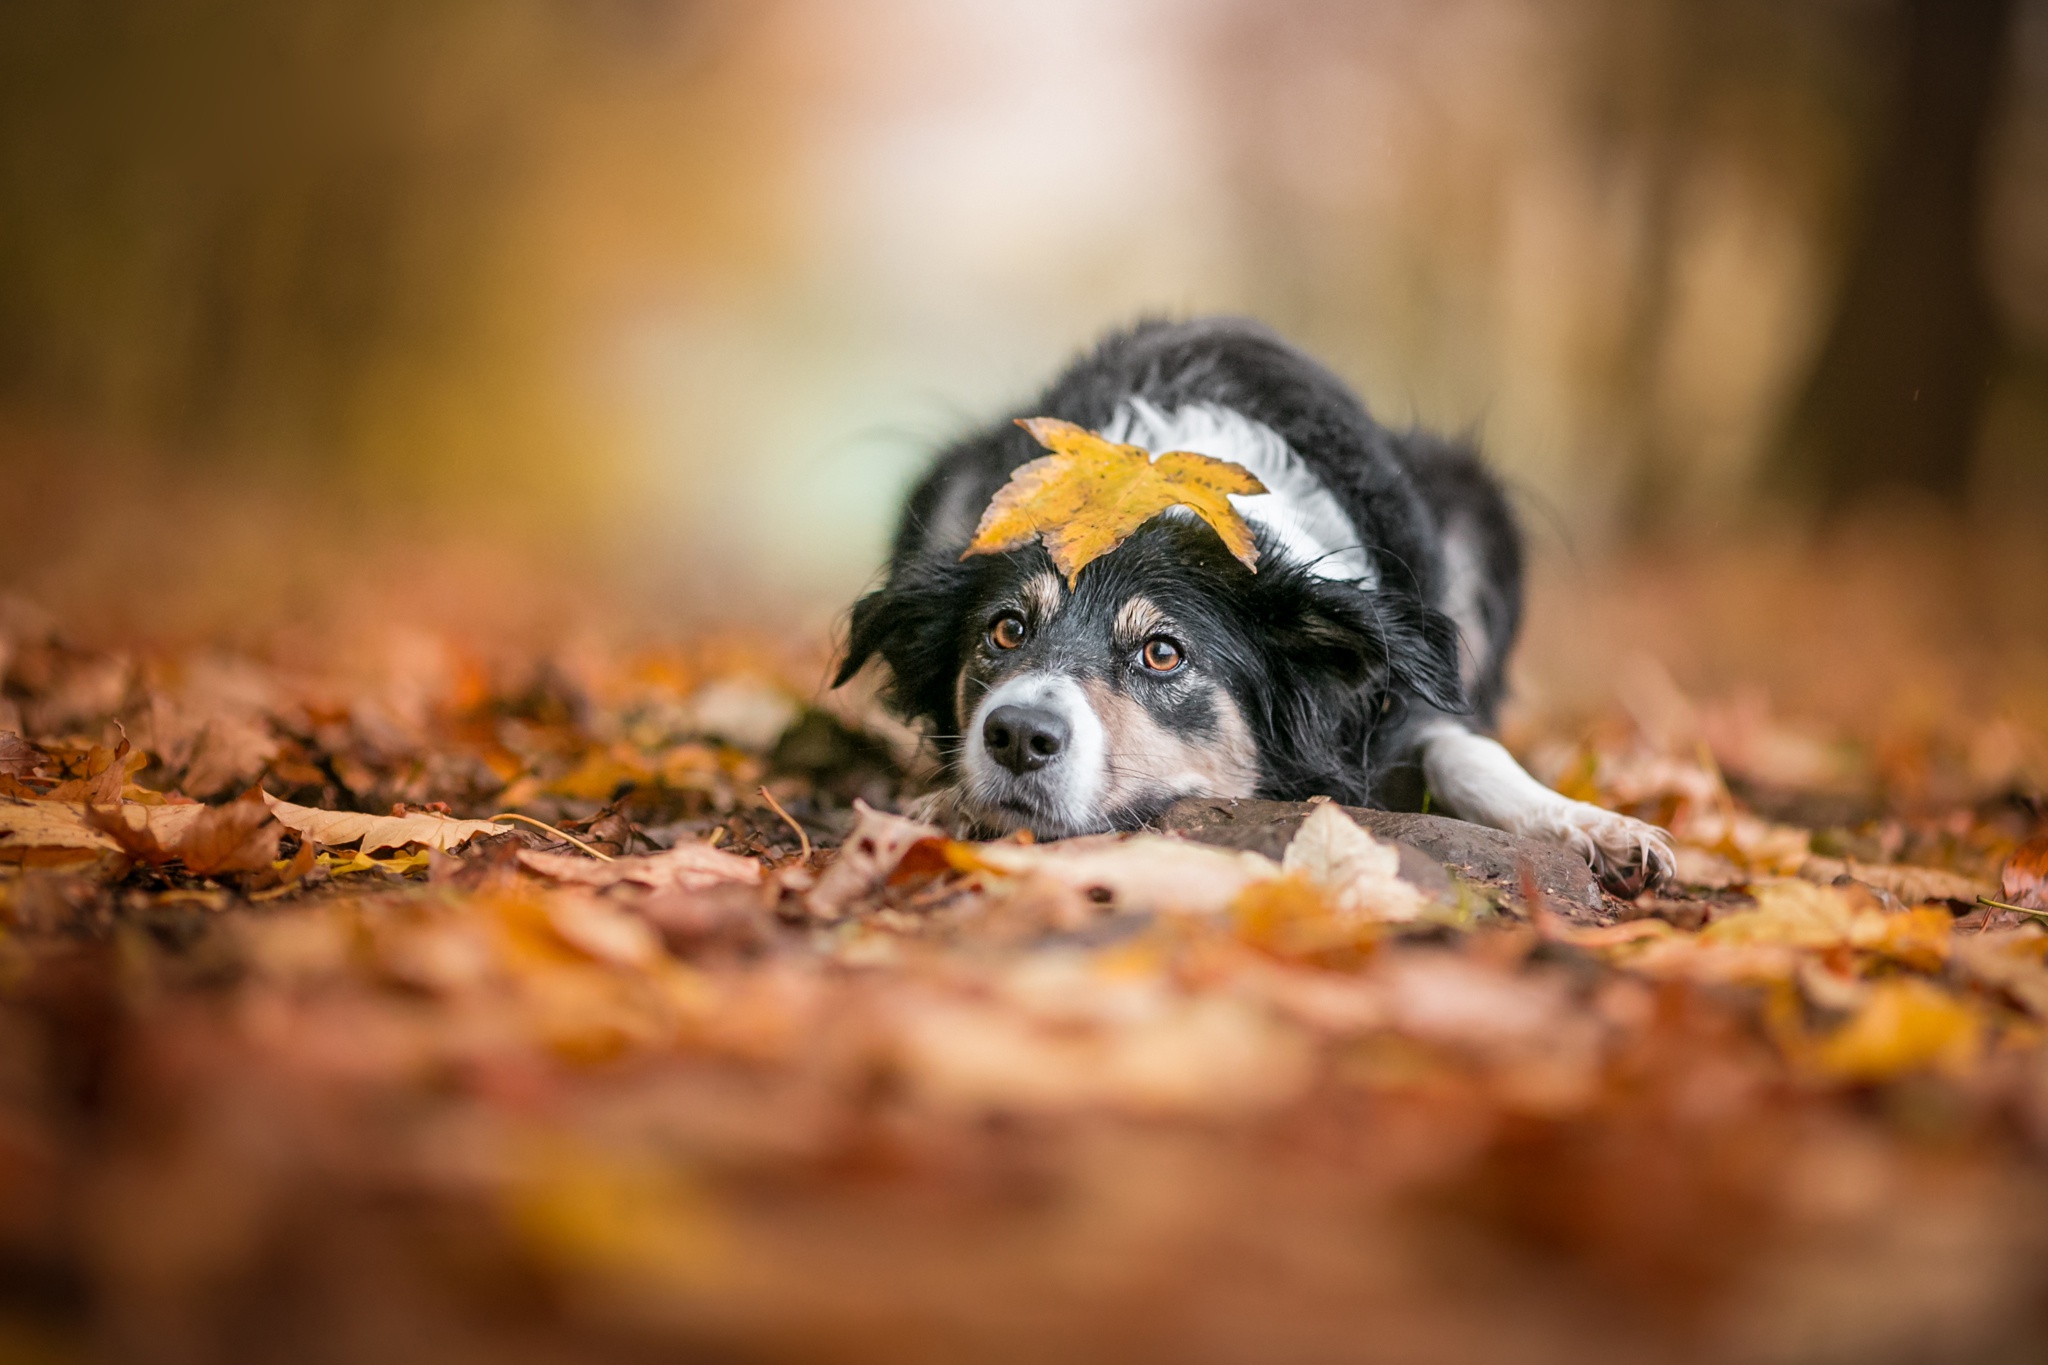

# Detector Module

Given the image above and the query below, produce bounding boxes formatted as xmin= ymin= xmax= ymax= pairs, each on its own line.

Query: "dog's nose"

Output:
xmin=982 ymin=704 xmax=1069 ymax=775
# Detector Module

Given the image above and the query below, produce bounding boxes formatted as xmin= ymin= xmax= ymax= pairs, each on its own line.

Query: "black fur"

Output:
xmin=836 ymin=316 xmax=1526 ymax=816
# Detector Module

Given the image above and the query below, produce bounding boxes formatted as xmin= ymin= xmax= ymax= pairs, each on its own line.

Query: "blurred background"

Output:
xmin=2 ymin=0 xmax=2046 ymax=622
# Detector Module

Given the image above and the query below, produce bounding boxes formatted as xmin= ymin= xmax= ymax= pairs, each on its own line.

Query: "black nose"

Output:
xmin=982 ymin=704 xmax=1069 ymax=775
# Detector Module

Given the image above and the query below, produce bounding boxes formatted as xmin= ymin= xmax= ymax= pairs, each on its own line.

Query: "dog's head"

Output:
xmin=837 ymin=517 xmax=1466 ymax=838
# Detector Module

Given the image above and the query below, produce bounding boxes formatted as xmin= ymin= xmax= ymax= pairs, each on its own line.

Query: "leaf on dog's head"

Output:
xmin=963 ymin=418 xmax=1268 ymax=586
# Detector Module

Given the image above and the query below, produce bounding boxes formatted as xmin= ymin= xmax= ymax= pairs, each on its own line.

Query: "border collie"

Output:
xmin=835 ymin=318 xmax=1674 ymax=895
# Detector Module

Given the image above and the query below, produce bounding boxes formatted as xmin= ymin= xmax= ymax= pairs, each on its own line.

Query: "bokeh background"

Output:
xmin=2 ymin=0 xmax=2045 ymax=622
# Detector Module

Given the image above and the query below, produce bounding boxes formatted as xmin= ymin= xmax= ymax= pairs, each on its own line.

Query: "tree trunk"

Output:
xmin=1781 ymin=0 xmax=2015 ymax=508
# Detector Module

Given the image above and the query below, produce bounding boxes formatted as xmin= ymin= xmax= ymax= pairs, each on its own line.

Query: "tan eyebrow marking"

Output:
xmin=1020 ymin=572 xmax=1065 ymax=623
xmin=1113 ymin=596 xmax=1170 ymax=645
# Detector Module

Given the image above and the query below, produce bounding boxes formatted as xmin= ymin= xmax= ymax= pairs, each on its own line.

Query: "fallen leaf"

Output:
xmin=805 ymin=801 xmax=945 ymax=919
xmin=44 ymin=738 xmax=140 ymax=805
xmin=543 ymin=895 xmax=663 ymax=966
xmin=0 ymin=731 xmax=46 ymax=778
xmin=1799 ymin=856 xmax=1991 ymax=905
xmin=174 ymin=795 xmax=282 ymax=876
xmin=963 ymin=417 xmax=1268 ymax=585
xmin=517 ymin=842 xmax=763 ymax=893
xmin=972 ymin=834 xmax=1279 ymax=916
xmin=1281 ymin=801 xmax=1425 ymax=921
xmin=84 ymin=801 xmax=207 ymax=863
xmin=895 ymin=990 xmax=1314 ymax=1117
xmin=2002 ymin=834 xmax=2048 ymax=911
xmin=1953 ymin=931 xmax=2048 ymax=1018
xmin=1233 ymin=874 xmax=1379 ymax=964
xmin=319 ymin=848 xmax=432 ymax=877
xmin=1700 ymin=879 xmax=1861 ymax=949
xmin=261 ymin=791 xmax=511 ymax=853
xmin=1807 ymin=978 xmax=1982 ymax=1081
xmin=181 ymin=713 xmax=281 ymax=799
xmin=0 ymin=795 xmax=120 ymax=865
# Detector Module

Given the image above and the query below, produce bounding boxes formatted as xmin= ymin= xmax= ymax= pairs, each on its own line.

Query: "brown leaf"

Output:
xmin=2002 ymin=834 xmax=2048 ymax=911
xmin=260 ymin=790 xmax=510 ymax=853
xmin=803 ymin=801 xmax=945 ymax=920
xmin=44 ymin=737 xmax=138 ymax=805
xmin=84 ymin=801 xmax=204 ymax=863
xmin=174 ymin=795 xmax=281 ymax=876
xmin=963 ymin=417 xmax=1268 ymax=586
xmin=0 ymin=731 xmax=46 ymax=779
xmin=517 ymin=842 xmax=763 ymax=893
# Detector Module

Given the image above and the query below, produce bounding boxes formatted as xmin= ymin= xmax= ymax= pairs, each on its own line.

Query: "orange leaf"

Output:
xmin=963 ymin=417 xmax=1269 ymax=586
xmin=2002 ymin=834 xmax=2048 ymax=911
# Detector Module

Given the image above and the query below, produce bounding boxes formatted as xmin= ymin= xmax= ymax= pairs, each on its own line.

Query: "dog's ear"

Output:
xmin=832 ymin=585 xmax=894 ymax=688
xmin=1261 ymin=573 xmax=1467 ymax=716
xmin=831 ymin=557 xmax=976 ymax=731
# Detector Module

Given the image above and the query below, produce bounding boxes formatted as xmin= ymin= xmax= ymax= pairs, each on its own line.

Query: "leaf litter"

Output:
xmin=2 ymin=530 xmax=2048 ymax=1365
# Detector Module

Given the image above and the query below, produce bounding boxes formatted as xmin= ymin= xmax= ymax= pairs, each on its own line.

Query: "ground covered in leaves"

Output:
xmin=4 ymin=522 xmax=2048 ymax=1365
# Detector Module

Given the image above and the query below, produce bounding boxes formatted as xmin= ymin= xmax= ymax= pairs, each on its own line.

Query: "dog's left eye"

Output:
xmin=1139 ymin=637 xmax=1184 ymax=674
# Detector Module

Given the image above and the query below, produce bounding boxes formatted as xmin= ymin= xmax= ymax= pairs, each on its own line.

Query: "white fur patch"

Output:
xmin=963 ymin=671 xmax=1107 ymax=833
xmin=1102 ymin=398 xmax=1377 ymax=588
xmin=1438 ymin=524 xmax=1488 ymax=691
xmin=1415 ymin=720 xmax=1675 ymax=892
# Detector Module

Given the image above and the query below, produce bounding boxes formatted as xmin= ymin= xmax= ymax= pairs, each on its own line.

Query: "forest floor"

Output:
xmin=3 ymin=500 xmax=2048 ymax=1365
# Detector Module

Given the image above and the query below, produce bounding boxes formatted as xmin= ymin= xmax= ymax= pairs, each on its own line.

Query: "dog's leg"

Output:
xmin=1415 ymin=720 xmax=1675 ymax=896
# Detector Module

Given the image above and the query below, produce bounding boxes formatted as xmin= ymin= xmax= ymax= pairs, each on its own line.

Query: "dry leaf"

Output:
xmin=1700 ymin=879 xmax=1863 ymax=948
xmin=1799 ymin=855 xmax=1991 ymax=905
xmin=963 ymin=417 xmax=1268 ymax=586
xmin=896 ymin=990 xmax=1313 ymax=1117
xmin=1807 ymin=978 xmax=1982 ymax=1081
xmin=1281 ymin=802 xmax=1425 ymax=922
xmin=44 ymin=737 xmax=140 ymax=805
xmin=2002 ymin=834 xmax=2048 ymax=911
xmin=517 ymin=842 xmax=763 ymax=893
xmin=261 ymin=790 xmax=510 ymax=853
xmin=0 ymin=795 xmax=120 ymax=864
xmin=0 ymin=731 xmax=46 ymax=779
xmin=543 ymin=895 xmax=663 ymax=966
xmin=971 ymin=834 xmax=1279 ymax=916
xmin=175 ymin=796 xmax=282 ymax=876
xmin=1233 ymin=875 xmax=1379 ymax=964
xmin=805 ymin=801 xmax=945 ymax=920
xmin=84 ymin=801 xmax=207 ymax=863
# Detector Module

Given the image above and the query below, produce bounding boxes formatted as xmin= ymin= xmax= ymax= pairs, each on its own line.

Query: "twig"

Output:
xmin=486 ymin=811 xmax=615 ymax=862
xmin=1977 ymin=895 xmax=2048 ymax=922
xmin=756 ymin=785 xmax=811 ymax=861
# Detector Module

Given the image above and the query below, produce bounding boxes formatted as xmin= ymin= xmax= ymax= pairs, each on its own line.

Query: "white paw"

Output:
xmin=1536 ymin=801 xmax=1676 ymax=897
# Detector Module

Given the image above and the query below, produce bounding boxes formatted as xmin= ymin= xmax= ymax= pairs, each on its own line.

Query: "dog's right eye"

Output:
xmin=988 ymin=613 xmax=1027 ymax=650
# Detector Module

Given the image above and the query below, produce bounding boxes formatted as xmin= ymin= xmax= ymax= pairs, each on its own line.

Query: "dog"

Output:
xmin=835 ymin=317 xmax=1674 ymax=895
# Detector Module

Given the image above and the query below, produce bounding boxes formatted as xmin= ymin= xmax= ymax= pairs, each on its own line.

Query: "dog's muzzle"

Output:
xmin=961 ymin=672 xmax=1107 ymax=836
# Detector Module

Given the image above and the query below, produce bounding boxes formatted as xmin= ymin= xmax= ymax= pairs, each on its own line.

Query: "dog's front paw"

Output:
xmin=1546 ymin=802 xmax=1676 ymax=898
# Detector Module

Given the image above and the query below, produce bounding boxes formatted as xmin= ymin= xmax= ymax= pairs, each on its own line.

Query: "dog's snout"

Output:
xmin=982 ymin=704 xmax=1069 ymax=775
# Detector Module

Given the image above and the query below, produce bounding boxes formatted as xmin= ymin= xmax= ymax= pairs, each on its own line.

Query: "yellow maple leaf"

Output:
xmin=963 ymin=417 xmax=1269 ymax=586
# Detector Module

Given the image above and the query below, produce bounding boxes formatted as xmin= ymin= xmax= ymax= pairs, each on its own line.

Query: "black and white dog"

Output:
xmin=836 ymin=317 xmax=1674 ymax=895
